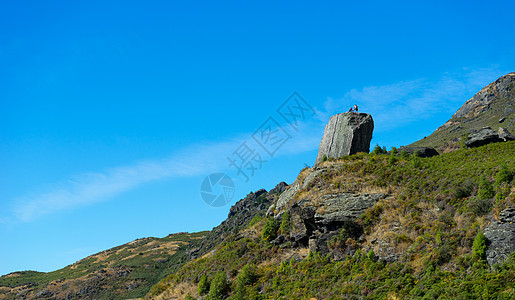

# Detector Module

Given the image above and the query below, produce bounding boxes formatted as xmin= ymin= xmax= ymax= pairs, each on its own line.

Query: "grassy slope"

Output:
xmin=0 ymin=231 xmax=207 ymax=300
xmin=147 ymin=142 xmax=515 ymax=299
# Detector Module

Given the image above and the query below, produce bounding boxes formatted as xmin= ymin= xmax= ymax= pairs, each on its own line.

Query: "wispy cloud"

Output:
xmin=9 ymin=121 xmax=323 ymax=223
xmin=326 ymin=67 xmax=507 ymax=132
xmin=10 ymin=140 xmax=234 ymax=222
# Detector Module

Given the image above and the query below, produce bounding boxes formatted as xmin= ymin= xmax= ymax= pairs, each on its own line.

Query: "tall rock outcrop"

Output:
xmin=316 ymin=112 xmax=374 ymax=164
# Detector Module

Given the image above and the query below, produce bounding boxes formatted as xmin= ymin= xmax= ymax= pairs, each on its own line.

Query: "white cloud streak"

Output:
xmin=10 ymin=121 xmax=324 ymax=223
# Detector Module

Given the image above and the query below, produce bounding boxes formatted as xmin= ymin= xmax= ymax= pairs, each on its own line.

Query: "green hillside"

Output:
xmin=147 ymin=142 xmax=515 ymax=299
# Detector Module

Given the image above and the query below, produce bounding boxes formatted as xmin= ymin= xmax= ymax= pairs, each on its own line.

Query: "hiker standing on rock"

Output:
xmin=353 ymin=104 xmax=358 ymax=113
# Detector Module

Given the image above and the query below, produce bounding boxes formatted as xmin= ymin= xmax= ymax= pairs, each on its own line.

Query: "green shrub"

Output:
xmin=371 ymin=144 xmax=380 ymax=154
xmin=237 ymin=263 xmax=258 ymax=286
xmin=360 ymin=204 xmax=383 ymax=232
xmin=473 ymin=232 xmax=487 ymax=261
xmin=495 ymin=165 xmax=513 ymax=188
xmin=400 ymin=149 xmax=409 ymax=159
xmin=459 ymin=134 xmax=469 ymax=149
xmin=198 ymin=274 xmax=210 ymax=296
xmin=322 ymin=154 xmax=328 ymax=162
xmin=261 ymin=217 xmax=278 ymax=242
xmin=367 ymin=250 xmax=378 ymax=262
xmin=453 ymin=180 xmax=474 ymax=199
xmin=410 ymin=153 xmax=421 ymax=168
xmin=328 ymin=221 xmax=362 ymax=250
xmin=436 ymin=243 xmax=454 ymax=265
xmin=389 ymin=147 xmax=398 ymax=165
xmin=371 ymin=144 xmax=387 ymax=155
xmin=279 ymin=212 xmax=290 ymax=235
xmin=248 ymin=215 xmax=263 ymax=227
xmin=470 ymin=197 xmax=493 ymax=216
xmin=185 ymin=294 xmax=196 ymax=300
xmin=438 ymin=210 xmax=455 ymax=228
xmin=206 ymin=271 xmax=229 ymax=300
xmin=478 ymin=175 xmax=494 ymax=199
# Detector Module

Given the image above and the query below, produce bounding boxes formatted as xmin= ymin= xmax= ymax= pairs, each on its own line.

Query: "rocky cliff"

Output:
xmin=315 ymin=112 xmax=374 ymax=164
xmin=412 ymin=72 xmax=515 ymax=152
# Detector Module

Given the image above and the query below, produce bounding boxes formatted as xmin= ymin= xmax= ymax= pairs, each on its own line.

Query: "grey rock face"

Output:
xmin=453 ymin=73 xmax=515 ymax=119
xmin=271 ymin=168 xmax=324 ymax=213
xmin=281 ymin=192 xmax=384 ymax=254
xmin=289 ymin=204 xmax=316 ymax=246
xmin=270 ymin=180 xmax=301 ymax=215
xmin=499 ymin=207 xmax=515 ymax=222
xmin=465 ymin=126 xmax=515 ymax=148
xmin=465 ymin=127 xmax=503 ymax=148
xmin=315 ymin=193 xmax=386 ymax=228
xmin=309 ymin=231 xmax=337 ymax=254
xmin=397 ymin=146 xmax=439 ymax=158
xmin=269 ymin=181 xmax=288 ymax=195
xmin=484 ymin=207 xmax=515 ymax=266
xmin=316 ymin=112 xmax=374 ymax=164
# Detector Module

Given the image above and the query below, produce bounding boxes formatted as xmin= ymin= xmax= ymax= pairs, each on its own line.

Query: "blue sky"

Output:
xmin=1 ymin=0 xmax=514 ymax=275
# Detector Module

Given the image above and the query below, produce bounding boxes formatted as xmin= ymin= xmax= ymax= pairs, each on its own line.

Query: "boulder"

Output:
xmin=465 ymin=127 xmax=503 ymax=148
xmin=396 ymin=146 xmax=439 ymax=158
xmin=484 ymin=207 xmax=515 ymax=266
xmin=498 ymin=127 xmax=515 ymax=141
xmin=316 ymin=112 xmax=374 ymax=164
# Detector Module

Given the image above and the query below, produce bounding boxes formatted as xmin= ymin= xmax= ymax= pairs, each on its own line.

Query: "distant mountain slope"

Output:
xmin=412 ymin=72 xmax=515 ymax=152
xmin=0 ymin=185 xmax=285 ymax=300
xmin=0 ymin=232 xmax=207 ymax=299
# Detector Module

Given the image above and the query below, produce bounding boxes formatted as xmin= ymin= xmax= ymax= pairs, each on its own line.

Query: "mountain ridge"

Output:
xmin=411 ymin=72 xmax=515 ymax=152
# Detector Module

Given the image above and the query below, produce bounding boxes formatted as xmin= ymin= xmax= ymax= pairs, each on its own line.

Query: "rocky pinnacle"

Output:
xmin=315 ymin=112 xmax=374 ymax=164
